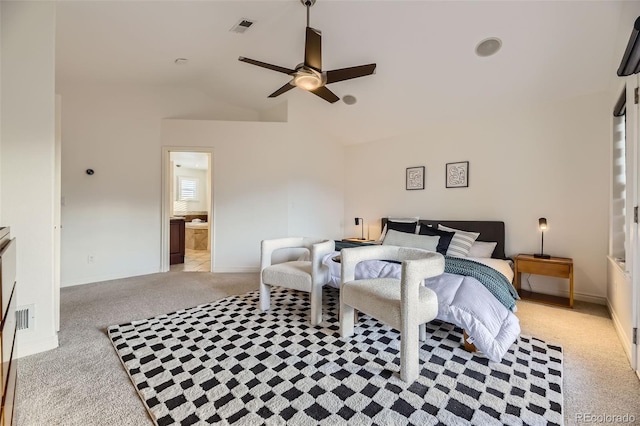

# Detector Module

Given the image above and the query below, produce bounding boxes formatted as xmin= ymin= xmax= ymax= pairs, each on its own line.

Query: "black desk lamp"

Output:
xmin=534 ymin=217 xmax=551 ymax=259
xmin=354 ymin=217 xmax=364 ymax=240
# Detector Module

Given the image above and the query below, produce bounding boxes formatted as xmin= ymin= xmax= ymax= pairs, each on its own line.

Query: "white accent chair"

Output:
xmin=260 ymin=237 xmax=335 ymax=326
xmin=339 ymin=245 xmax=444 ymax=382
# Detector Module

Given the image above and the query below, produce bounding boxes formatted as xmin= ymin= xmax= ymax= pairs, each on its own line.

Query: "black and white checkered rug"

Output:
xmin=108 ymin=287 xmax=563 ymax=425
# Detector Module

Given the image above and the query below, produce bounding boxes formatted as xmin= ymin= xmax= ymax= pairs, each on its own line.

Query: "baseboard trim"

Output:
xmin=16 ymin=334 xmax=59 ymax=359
xmin=608 ymin=301 xmax=633 ymax=365
xmin=62 ymin=268 xmax=159 ymax=287
xmin=64 ymin=267 xmax=260 ymax=287
xmin=212 ymin=267 xmax=259 ymax=273
xmin=574 ymin=292 xmax=607 ymax=305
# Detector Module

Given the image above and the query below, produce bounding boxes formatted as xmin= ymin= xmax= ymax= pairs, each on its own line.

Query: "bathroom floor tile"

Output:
xmin=170 ymin=249 xmax=211 ymax=272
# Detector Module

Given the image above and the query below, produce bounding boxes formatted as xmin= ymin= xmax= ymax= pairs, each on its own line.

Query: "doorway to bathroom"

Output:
xmin=160 ymin=147 xmax=213 ymax=273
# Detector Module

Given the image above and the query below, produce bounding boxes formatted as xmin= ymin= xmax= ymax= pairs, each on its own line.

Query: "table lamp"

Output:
xmin=534 ymin=217 xmax=551 ymax=259
xmin=354 ymin=217 xmax=364 ymax=240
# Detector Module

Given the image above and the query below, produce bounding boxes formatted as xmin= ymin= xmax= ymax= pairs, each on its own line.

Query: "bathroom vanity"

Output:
xmin=170 ymin=218 xmax=185 ymax=264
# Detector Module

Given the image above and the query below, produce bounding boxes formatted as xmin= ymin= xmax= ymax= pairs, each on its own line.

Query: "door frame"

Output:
xmin=632 ymin=74 xmax=640 ymax=378
xmin=54 ymin=94 xmax=62 ymax=331
xmin=160 ymin=146 xmax=214 ymax=272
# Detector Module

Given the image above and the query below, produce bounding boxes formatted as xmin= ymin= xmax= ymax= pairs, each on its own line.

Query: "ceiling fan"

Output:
xmin=238 ymin=0 xmax=376 ymax=104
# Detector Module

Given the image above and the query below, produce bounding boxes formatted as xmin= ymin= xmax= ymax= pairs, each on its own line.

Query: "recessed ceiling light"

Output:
xmin=343 ymin=95 xmax=357 ymax=105
xmin=174 ymin=58 xmax=189 ymax=65
xmin=475 ymin=38 xmax=502 ymax=57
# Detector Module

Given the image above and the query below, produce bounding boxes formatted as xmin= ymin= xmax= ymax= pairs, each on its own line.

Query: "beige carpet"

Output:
xmin=15 ymin=272 xmax=640 ymax=426
xmin=516 ymin=300 xmax=640 ymax=425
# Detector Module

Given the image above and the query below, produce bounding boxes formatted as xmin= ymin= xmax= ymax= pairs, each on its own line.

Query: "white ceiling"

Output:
xmin=55 ymin=0 xmax=640 ymax=144
xmin=170 ymin=151 xmax=210 ymax=170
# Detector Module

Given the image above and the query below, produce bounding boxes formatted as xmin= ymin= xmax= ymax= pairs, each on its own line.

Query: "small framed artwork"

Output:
xmin=446 ymin=161 xmax=469 ymax=188
xmin=406 ymin=166 xmax=425 ymax=190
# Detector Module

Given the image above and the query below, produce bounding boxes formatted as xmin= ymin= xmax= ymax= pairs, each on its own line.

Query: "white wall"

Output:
xmin=161 ymin=116 xmax=345 ymax=272
xmin=286 ymin=104 xmax=347 ymax=238
xmin=344 ymin=92 xmax=610 ymax=302
xmin=60 ymin=83 xmax=344 ymax=284
xmin=58 ymin=83 xmax=261 ymax=286
xmin=1 ymin=1 xmax=58 ymax=357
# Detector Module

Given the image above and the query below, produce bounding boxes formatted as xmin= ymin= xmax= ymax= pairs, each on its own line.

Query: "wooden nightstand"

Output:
xmin=341 ymin=238 xmax=375 ymax=243
xmin=514 ymin=254 xmax=574 ymax=308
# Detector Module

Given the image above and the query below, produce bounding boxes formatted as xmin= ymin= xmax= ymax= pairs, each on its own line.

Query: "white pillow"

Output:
xmin=377 ymin=216 xmax=420 ymax=241
xmin=467 ymin=241 xmax=498 ymax=258
xmin=382 ymin=229 xmax=439 ymax=252
xmin=438 ymin=224 xmax=480 ymax=258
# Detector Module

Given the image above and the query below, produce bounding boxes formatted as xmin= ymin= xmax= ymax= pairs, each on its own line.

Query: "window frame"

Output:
xmin=177 ymin=176 xmax=199 ymax=202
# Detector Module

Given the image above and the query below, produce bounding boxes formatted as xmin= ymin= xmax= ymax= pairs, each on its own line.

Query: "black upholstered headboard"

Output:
xmin=381 ymin=219 xmax=506 ymax=259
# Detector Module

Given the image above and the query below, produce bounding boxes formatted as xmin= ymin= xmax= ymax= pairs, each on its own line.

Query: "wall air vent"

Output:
xmin=230 ymin=19 xmax=255 ymax=34
xmin=16 ymin=304 xmax=35 ymax=333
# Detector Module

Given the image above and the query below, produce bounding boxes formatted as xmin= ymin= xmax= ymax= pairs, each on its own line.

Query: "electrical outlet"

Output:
xmin=87 ymin=255 xmax=94 ymax=264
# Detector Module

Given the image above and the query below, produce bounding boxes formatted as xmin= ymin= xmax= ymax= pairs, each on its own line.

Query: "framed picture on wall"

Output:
xmin=446 ymin=161 xmax=469 ymax=188
xmin=406 ymin=166 xmax=425 ymax=190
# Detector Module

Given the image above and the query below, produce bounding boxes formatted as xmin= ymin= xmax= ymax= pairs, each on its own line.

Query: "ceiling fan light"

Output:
xmin=293 ymin=72 xmax=322 ymax=90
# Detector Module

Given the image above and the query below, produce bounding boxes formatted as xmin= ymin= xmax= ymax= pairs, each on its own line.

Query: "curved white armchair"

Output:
xmin=260 ymin=237 xmax=335 ymax=326
xmin=340 ymin=245 xmax=444 ymax=382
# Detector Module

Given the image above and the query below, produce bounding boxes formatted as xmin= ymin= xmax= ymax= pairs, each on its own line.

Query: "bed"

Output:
xmin=324 ymin=219 xmax=521 ymax=362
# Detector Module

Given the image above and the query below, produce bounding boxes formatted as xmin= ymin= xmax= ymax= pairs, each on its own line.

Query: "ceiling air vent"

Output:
xmin=230 ymin=19 xmax=255 ymax=34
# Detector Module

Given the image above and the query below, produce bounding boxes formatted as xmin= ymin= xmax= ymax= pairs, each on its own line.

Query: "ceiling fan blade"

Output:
xmin=304 ymin=27 xmax=322 ymax=72
xmin=238 ymin=57 xmax=295 ymax=75
xmin=310 ymin=86 xmax=339 ymax=103
xmin=325 ymin=63 xmax=377 ymax=84
xmin=268 ymin=81 xmax=296 ymax=98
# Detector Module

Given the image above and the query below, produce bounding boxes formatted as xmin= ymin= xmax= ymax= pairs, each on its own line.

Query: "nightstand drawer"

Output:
xmin=517 ymin=259 xmax=571 ymax=278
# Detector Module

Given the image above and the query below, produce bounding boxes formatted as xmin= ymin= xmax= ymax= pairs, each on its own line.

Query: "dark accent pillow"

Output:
xmin=419 ymin=226 xmax=455 ymax=255
xmin=387 ymin=220 xmax=418 ymax=234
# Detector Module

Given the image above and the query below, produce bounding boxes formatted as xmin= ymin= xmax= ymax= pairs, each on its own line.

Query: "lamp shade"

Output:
xmin=538 ymin=217 xmax=548 ymax=231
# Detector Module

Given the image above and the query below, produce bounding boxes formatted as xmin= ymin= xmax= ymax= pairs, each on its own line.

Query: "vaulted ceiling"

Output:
xmin=55 ymin=1 xmax=640 ymax=144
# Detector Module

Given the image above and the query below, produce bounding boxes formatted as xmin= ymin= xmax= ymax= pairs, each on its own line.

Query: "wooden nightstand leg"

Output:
xmin=569 ymin=264 xmax=574 ymax=308
xmin=463 ymin=330 xmax=477 ymax=353
xmin=514 ymin=269 xmax=521 ymax=295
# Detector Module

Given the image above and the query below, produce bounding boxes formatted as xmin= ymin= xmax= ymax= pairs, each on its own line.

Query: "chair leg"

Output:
xmin=260 ymin=282 xmax=271 ymax=312
xmin=400 ymin=325 xmax=419 ymax=383
xmin=339 ymin=302 xmax=355 ymax=338
xmin=310 ymin=284 xmax=322 ymax=326
xmin=419 ymin=323 xmax=426 ymax=342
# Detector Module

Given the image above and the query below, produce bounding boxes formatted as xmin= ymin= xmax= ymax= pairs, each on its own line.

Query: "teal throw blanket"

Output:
xmin=445 ymin=256 xmax=520 ymax=311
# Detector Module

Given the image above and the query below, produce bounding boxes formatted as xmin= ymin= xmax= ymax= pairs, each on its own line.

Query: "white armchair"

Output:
xmin=260 ymin=237 xmax=335 ymax=326
xmin=340 ymin=245 xmax=444 ymax=382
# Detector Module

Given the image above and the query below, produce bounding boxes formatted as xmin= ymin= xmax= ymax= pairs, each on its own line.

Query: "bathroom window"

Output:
xmin=178 ymin=177 xmax=199 ymax=201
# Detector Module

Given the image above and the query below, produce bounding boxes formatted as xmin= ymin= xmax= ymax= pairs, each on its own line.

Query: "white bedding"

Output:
xmin=322 ymin=253 xmax=520 ymax=362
